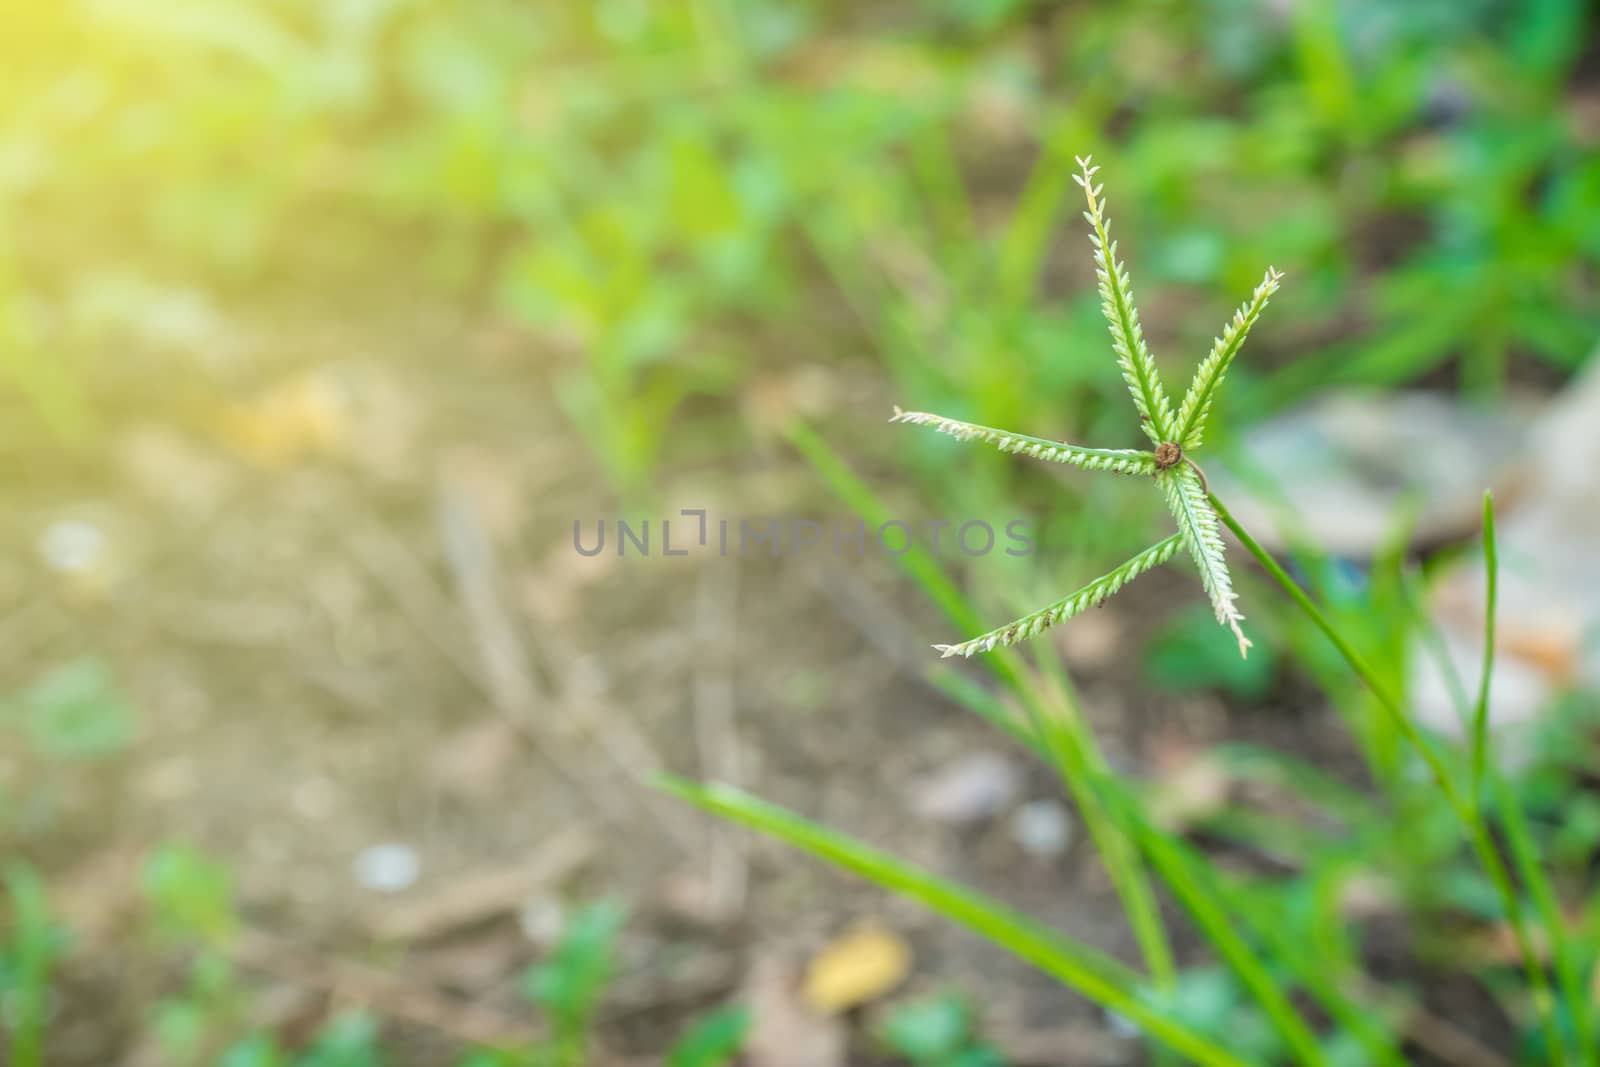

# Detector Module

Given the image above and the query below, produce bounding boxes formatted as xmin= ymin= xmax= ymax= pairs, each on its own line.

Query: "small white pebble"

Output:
xmin=353 ymin=843 xmax=420 ymax=893
xmin=1011 ymin=799 xmax=1074 ymax=858
xmin=39 ymin=519 xmax=106 ymax=574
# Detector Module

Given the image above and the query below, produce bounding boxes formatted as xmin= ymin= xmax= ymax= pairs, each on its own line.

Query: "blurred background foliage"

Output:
xmin=3 ymin=0 xmax=1599 ymax=1063
xmin=4 ymin=0 xmax=1596 ymax=483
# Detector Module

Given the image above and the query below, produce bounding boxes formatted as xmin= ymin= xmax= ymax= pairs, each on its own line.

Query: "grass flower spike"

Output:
xmin=1175 ymin=266 xmax=1284 ymax=450
xmin=888 ymin=408 xmax=1159 ymax=475
xmin=895 ymin=156 xmax=1280 ymax=659
xmin=1079 ymin=157 xmax=1174 ymax=444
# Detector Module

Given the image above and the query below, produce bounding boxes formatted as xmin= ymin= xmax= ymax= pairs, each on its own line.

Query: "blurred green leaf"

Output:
xmin=154 ymin=998 xmax=210 ymax=1058
xmin=879 ymin=994 xmax=975 ymax=1060
xmin=1144 ymin=606 xmax=1278 ymax=699
xmin=221 ymin=1034 xmax=287 ymax=1067
xmin=523 ymin=899 xmax=626 ymax=1062
xmin=295 ymin=1013 xmax=385 ymax=1067
xmin=1164 ymin=967 xmax=1280 ymax=1062
xmin=667 ymin=135 xmax=741 ymax=239
xmin=665 ymin=1003 xmax=750 ymax=1067
xmin=1 ymin=864 xmax=64 ymax=1067
xmin=19 ymin=658 xmax=137 ymax=760
xmin=142 ymin=844 xmax=237 ymax=946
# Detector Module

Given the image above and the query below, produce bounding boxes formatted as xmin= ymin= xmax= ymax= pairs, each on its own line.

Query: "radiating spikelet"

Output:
xmin=1073 ymin=155 xmax=1173 ymax=444
xmin=891 ymin=408 xmax=1158 ymax=475
xmin=1174 ymin=267 xmax=1284 ymax=451
xmin=934 ymin=535 xmax=1183 ymax=658
xmin=1159 ymin=465 xmax=1250 ymax=656
xmin=891 ymin=156 xmax=1279 ymax=662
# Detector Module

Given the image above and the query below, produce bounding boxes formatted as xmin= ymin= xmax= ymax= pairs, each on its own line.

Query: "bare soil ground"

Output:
xmin=0 ymin=258 xmax=1449 ymax=1066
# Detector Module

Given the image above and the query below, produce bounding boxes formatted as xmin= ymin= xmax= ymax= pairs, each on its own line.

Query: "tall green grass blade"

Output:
xmin=661 ymin=778 xmax=1263 ymax=1067
xmin=1471 ymin=491 xmax=1497 ymax=794
xmin=1475 ymin=493 xmax=1593 ymax=1064
xmin=1210 ymin=492 xmax=1454 ymax=803
xmin=1098 ymin=792 xmax=1333 ymax=1067
xmin=1204 ymin=446 xmax=1413 ymax=784
xmin=1212 ymin=489 xmax=1568 ymax=1065
xmin=1492 ymin=772 xmax=1592 ymax=1066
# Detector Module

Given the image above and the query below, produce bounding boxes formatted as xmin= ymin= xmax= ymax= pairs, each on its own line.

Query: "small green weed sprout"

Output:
xmin=893 ymin=157 xmax=1280 ymax=660
xmin=664 ymin=1004 xmax=751 ymax=1067
xmin=522 ymin=899 xmax=625 ymax=1067
xmin=1 ymin=865 xmax=67 ymax=1067
xmin=878 ymin=993 xmax=1003 ymax=1067
xmin=7 ymin=846 xmax=747 ymax=1066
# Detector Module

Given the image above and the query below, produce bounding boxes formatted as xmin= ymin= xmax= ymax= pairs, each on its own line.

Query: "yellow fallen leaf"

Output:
xmin=801 ymin=924 xmax=911 ymax=1015
xmin=216 ymin=371 xmax=347 ymax=468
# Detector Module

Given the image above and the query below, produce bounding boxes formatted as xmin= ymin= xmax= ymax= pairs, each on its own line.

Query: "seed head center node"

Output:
xmin=1154 ymin=441 xmax=1183 ymax=470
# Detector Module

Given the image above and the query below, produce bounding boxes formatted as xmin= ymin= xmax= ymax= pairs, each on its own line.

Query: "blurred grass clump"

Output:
xmin=4 ymin=858 xmax=750 ymax=1066
xmin=2 ymin=0 xmax=1595 ymax=491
